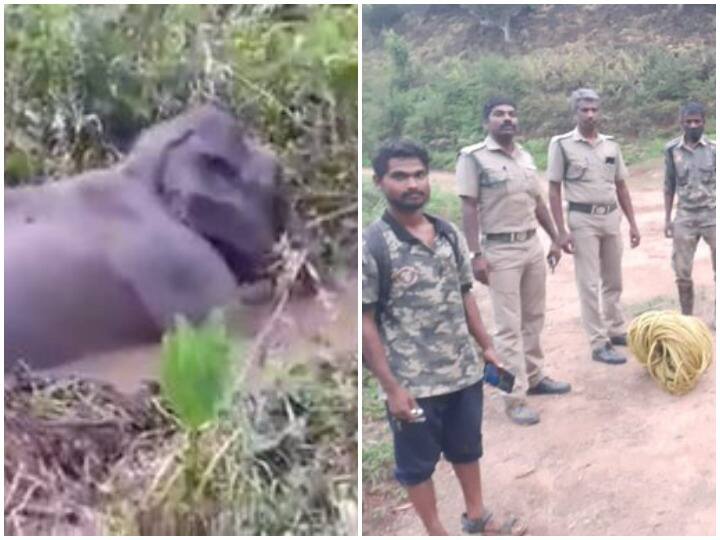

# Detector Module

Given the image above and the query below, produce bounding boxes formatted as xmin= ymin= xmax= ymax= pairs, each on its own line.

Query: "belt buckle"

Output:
xmin=593 ymin=205 xmax=608 ymax=215
xmin=514 ymin=231 xmax=527 ymax=241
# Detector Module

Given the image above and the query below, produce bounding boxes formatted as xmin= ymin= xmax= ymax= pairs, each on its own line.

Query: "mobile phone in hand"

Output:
xmin=484 ymin=363 xmax=515 ymax=393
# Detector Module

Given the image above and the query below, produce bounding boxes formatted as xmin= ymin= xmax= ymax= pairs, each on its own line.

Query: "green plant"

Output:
xmin=159 ymin=309 xmax=241 ymax=504
xmin=160 ymin=310 xmax=238 ymax=431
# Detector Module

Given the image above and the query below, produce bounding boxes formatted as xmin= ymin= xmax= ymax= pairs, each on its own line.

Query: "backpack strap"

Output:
xmin=363 ymin=220 xmax=391 ymax=324
xmin=431 ymin=215 xmax=463 ymax=270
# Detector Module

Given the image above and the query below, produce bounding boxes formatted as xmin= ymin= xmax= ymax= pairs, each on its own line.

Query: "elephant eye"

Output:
xmin=202 ymin=154 xmax=238 ymax=184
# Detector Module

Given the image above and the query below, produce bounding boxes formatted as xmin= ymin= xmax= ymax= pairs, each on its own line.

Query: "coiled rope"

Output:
xmin=628 ymin=310 xmax=714 ymax=395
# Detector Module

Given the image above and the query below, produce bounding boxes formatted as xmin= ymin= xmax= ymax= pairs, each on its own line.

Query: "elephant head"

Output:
xmin=124 ymin=104 xmax=287 ymax=282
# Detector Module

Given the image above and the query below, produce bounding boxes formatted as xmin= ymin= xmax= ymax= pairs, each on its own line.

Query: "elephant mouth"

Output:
xmin=207 ymin=236 xmax=277 ymax=284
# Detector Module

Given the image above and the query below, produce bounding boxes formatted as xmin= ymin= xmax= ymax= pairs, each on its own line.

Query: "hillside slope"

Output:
xmin=363 ymin=5 xmax=715 ymax=59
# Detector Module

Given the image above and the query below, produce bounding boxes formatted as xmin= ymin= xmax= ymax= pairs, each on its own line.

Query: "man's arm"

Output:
xmin=535 ymin=199 xmax=558 ymax=243
xmin=616 ymin=180 xmax=641 ymax=248
xmin=546 ymin=139 xmax=574 ymax=254
xmin=460 ymin=195 xmax=481 ymax=253
xmin=362 ymin=309 xmax=417 ymax=421
xmin=663 ymin=148 xmax=676 ymax=238
xmin=461 ymin=196 xmax=490 ymax=284
xmin=535 ymin=199 xmax=562 ymax=267
xmin=462 ymin=291 xmax=499 ymax=366
xmin=548 ymin=182 xmax=573 ymax=254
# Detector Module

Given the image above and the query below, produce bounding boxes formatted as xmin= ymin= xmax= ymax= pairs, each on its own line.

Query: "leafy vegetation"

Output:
xmin=5 ymin=5 xmax=357 ymax=536
xmin=363 ymin=11 xmax=715 ymax=170
xmin=160 ymin=311 xmax=237 ymax=432
xmin=5 ymin=5 xmax=358 ymax=259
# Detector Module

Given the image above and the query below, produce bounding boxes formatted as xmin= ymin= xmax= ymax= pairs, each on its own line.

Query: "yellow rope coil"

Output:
xmin=628 ymin=310 xmax=714 ymax=395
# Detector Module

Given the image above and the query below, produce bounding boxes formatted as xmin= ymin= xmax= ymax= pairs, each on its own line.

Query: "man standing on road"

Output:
xmin=663 ymin=101 xmax=715 ymax=317
xmin=456 ymin=97 xmax=570 ymax=427
xmin=363 ymin=140 xmax=526 ymax=535
xmin=547 ymin=88 xmax=641 ymax=365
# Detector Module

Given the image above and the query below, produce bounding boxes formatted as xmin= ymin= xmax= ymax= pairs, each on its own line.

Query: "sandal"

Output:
xmin=461 ymin=510 xmax=527 ymax=535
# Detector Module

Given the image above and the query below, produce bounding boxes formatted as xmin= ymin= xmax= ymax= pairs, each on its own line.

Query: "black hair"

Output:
xmin=680 ymin=101 xmax=705 ymax=119
xmin=372 ymin=139 xmax=430 ymax=178
xmin=483 ymin=96 xmax=517 ymax=120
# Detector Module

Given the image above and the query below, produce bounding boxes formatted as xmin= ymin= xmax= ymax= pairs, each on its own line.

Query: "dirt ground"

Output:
xmin=362 ymin=159 xmax=716 ymax=536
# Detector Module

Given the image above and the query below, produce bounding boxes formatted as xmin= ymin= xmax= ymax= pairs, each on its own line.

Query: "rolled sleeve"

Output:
xmin=456 ymin=153 xmax=479 ymax=198
xmin=546 ymin=139 xmax=565 ymax=183
xmin=362 ymin=239 xmax=379 ymax=307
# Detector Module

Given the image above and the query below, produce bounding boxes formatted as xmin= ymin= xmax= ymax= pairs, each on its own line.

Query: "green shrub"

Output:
xmin=364 ymin=39 xmax=715 ymax=169
xmin=160 ymin=310 xmax=238 ymax=431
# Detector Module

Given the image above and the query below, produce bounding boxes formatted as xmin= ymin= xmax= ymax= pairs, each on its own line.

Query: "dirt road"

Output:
xmin=362 ymin=159 xmax=716 ymax=536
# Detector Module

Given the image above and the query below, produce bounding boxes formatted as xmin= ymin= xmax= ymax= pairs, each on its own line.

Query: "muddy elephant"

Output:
xmin=5 ymin=104 xmax=286 ymax=369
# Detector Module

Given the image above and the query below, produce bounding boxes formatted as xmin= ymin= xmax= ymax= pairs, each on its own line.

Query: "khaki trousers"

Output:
xmin=484 ymin=237 xmax=546 ymax=406
xmin=672 ymin=216 xmax=716 ymax=286
xmin=568 ymin=210 xmax=625 ymax=349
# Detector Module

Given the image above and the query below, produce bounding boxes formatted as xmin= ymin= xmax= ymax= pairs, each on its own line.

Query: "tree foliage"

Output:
xmin=5 ymin=4 xmax=357 ymax=195
xmin=363 ymin=31 xmax=715 ymax=169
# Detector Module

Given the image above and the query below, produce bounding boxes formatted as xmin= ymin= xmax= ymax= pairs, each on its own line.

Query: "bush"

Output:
xmin=363 ymin=39 xmax=715 ymax=169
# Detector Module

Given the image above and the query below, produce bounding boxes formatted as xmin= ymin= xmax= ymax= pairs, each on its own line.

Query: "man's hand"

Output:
xmin=547 ymin=242 xmax=562 ymax=271
xmin=483 ymin=347 xmax=500 ymax=367
xmin=386 ymin=385 xmax=419 ymax=422
xmin=471 ymin=255 xmax=489 ymax=285
xmin=664 ymin=221 xmax=673 ymax=239
xmin=557 ymin=231 xmax=575 ymax=254
xmin=629 ymin=224 xmax=641 ymax=248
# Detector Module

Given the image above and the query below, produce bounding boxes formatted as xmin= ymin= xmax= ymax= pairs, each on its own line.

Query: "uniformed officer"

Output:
xmin=363 ymin=139 xmax=526 ymax=535
xmin=547 ymin=88 xmax=641 ymax=365
xmin=457 ymin=97 xmax=570 ymax=427
xmin=664 ymin=101 xmax=716 ymax=316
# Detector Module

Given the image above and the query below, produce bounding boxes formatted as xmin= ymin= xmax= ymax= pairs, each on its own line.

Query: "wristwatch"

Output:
xmin=472 ymin=251 xmax=483 ymax=259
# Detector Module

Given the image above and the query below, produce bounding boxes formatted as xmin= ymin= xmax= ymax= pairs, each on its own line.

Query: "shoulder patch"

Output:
xmin=459 ymin=141 xmax=486 ymax=155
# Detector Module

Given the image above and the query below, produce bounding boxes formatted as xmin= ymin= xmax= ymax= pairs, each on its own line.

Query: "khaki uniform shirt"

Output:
xmin=456 ymin=136 xmax=543 ymax=235
xmin=547 ymin=128 xmax=629 ymax=204
xmin=362 ymin=212 xmax=483 ymax=398
xmin=664 ymin=135 xmax=716 ymax=217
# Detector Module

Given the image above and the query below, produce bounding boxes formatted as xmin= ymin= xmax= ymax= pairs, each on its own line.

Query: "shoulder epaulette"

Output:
xmin=459 ymin=141 xmax=486 ymax=156
xmin=664 ymin=136 xmax=683 ymax=151
xmin=550 ymin=131 xmax=574 ymax=145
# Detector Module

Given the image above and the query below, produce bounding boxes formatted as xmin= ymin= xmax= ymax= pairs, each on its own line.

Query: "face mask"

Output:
xmin=686 ymin=126 xmax=703 ymax=142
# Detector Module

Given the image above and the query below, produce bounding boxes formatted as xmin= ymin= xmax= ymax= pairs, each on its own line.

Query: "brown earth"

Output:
xmin=365 ymin=5 xmax=715 ymax=61
xmin=362 ymin=160 xmax=716 ymax=536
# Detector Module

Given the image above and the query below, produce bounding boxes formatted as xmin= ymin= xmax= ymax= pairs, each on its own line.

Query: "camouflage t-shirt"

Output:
xmin=664 ymin=135 xmax=716 ymax=225
xmin=362 ymin=211 xmax=483 ymax=398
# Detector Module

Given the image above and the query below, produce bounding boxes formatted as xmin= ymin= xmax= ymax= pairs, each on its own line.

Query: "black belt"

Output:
xmin=568 ymin=201 xmax=618 ymax=215
xmin=679 ymin=205 xmax=714 ymax=213
xmin=484 ymin=229 xmax=536 ymax=243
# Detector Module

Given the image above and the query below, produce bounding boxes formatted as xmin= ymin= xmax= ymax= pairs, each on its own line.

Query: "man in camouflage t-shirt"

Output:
xmin=363 ymin=140 xmax=525 ymax=535
xmin=664 ymin=101 xmax=716 ymax=316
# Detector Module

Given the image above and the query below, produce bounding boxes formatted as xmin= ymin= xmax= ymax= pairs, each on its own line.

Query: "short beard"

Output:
xmin=388 ymin=197 xmax=426 ymax=213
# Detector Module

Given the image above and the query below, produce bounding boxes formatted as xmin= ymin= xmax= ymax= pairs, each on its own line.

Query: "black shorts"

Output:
xmin=387 ymin=379 xmax=484 ymax=486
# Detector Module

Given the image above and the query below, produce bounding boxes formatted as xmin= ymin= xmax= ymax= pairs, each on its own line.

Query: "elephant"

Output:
xmin=5 ymin=104 xmax=287 ymax=370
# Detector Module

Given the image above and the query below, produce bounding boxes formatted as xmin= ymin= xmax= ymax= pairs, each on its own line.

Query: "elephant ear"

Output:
xmin=122 ymin=115 xmax=194 ymax=189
